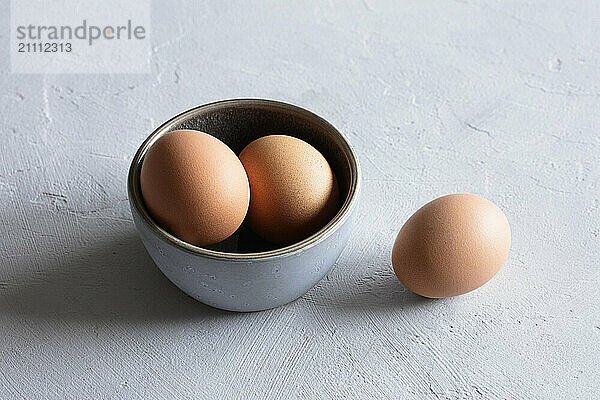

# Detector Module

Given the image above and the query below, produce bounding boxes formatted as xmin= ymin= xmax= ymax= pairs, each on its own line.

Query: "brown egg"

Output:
xmin=140 ymin=130 xmax=249 ymax=247
xmin=392 ymin=194 xmax=510 ymax=298
xmin=239 ymin=135 xmax=339 ymax=245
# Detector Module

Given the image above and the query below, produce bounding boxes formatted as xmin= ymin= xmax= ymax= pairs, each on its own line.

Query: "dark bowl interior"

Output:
xmin=137 ymin=100 xmax=353 ymax=254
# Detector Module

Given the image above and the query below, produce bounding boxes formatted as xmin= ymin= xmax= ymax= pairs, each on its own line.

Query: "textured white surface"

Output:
xmin=1 ymin=1 xmax=599 ymax=399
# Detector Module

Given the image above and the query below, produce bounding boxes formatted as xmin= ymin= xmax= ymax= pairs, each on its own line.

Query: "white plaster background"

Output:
xmin=1 ymin=1 xmax=599 ymax=399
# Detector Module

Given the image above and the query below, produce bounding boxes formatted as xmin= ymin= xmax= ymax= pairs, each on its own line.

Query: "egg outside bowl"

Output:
xmin=127 ymin=99 xmax=360 ymax=312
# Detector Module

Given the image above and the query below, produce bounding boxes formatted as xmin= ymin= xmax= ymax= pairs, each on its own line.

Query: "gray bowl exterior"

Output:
xmin=130 ymin=196 xmax=355 ymax=312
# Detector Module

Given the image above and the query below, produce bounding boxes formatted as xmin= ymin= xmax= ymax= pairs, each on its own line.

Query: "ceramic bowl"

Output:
xmin=127 ymin=99 xmax=360 ymax=311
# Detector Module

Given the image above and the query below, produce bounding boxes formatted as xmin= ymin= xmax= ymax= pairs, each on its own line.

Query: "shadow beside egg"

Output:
xmin=303 ymin=264 xmax=435 ymax=313
xmin=203 ymin=222 xmax=280 ymax=254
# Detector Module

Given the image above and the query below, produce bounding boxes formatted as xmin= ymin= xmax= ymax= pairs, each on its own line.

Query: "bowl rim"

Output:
xmin=127 ymin=98 xmax=360 ymax=260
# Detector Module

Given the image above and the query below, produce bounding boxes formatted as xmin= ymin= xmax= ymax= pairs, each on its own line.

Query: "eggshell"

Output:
xmin=239 ymin=135 xmax=339 ymax=245
xmin=140 ymin=129 xmax=249 ymax=247
xmin=392 ymin=194 xmax=510 ymax=298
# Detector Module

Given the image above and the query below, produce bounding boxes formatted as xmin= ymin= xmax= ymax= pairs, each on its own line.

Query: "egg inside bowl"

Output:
xmin=127 ymin=99 xmax=360 ymax=311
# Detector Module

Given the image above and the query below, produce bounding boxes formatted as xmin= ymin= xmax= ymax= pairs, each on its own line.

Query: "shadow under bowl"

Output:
xmin=127 ymin=99 xmax=360 ymax=312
